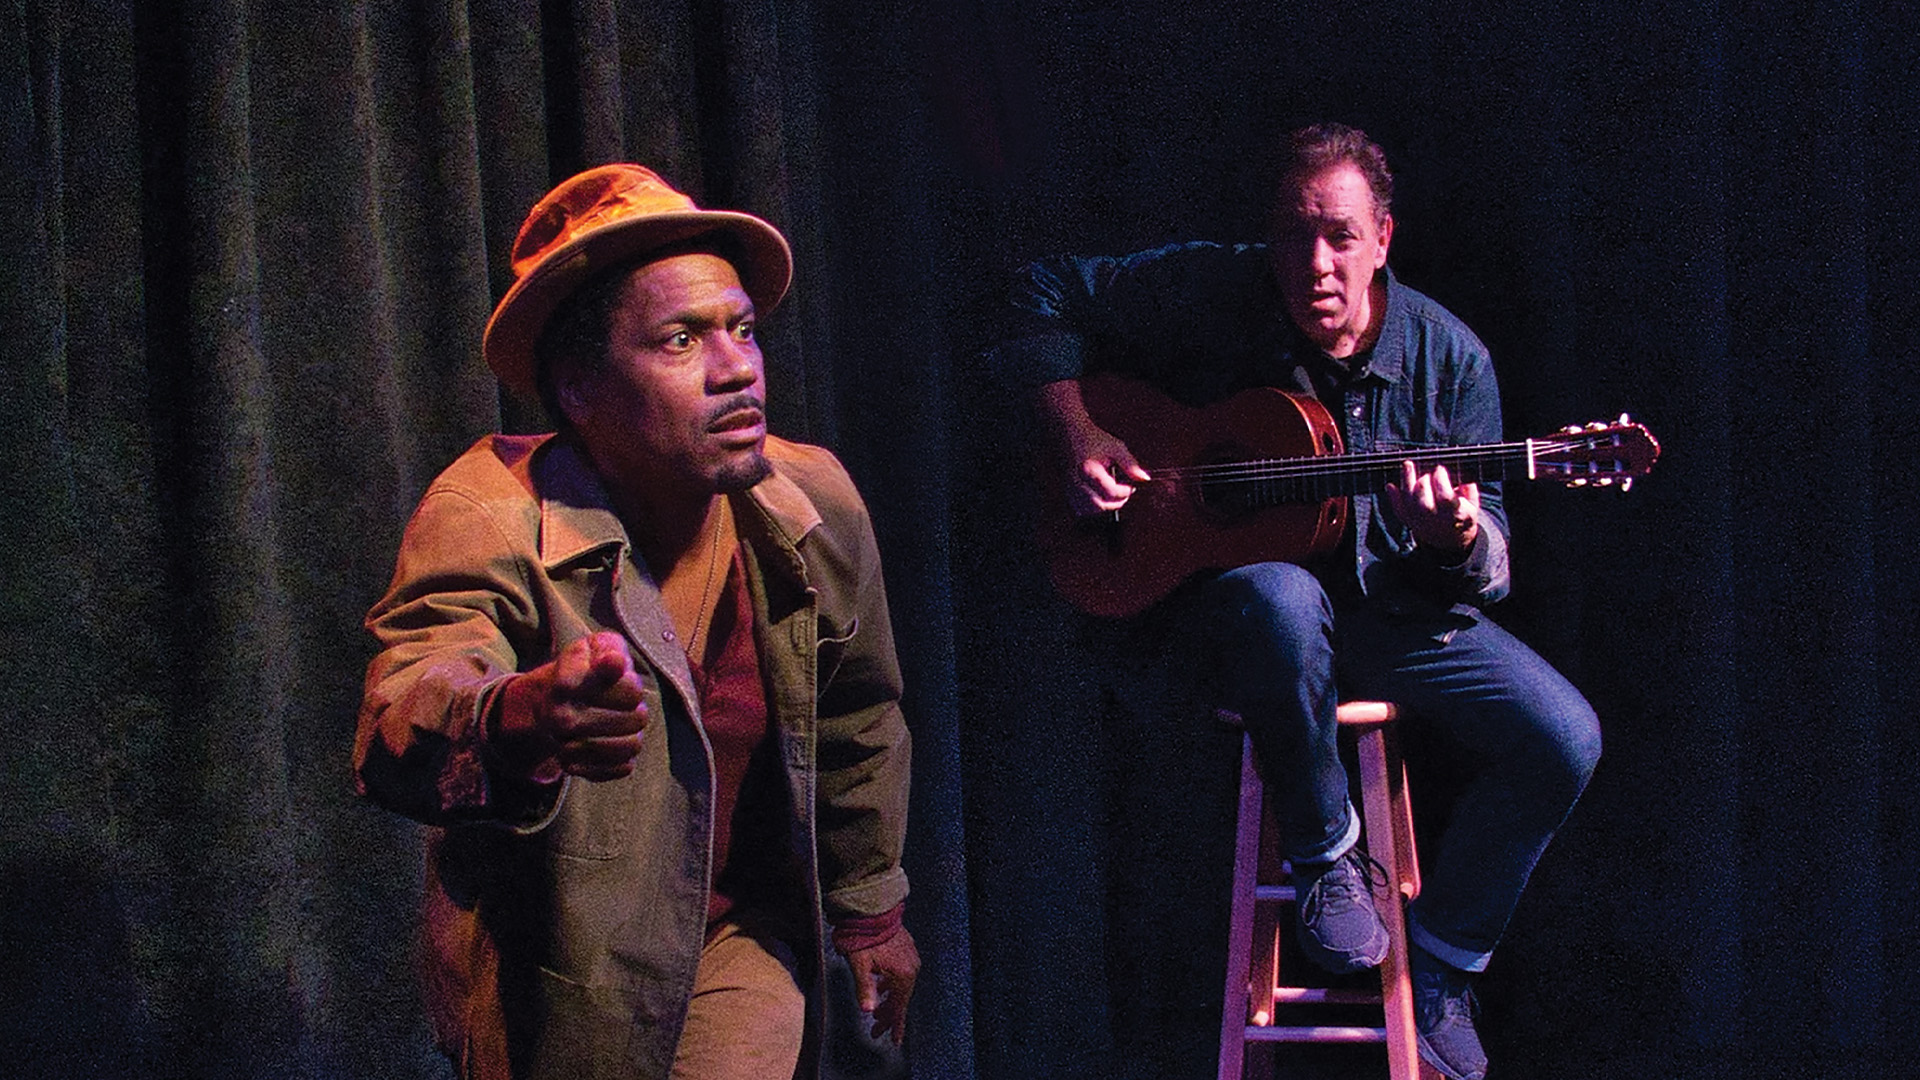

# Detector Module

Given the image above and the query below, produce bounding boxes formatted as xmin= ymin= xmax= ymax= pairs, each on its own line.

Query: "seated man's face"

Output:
xmin=1269 ymin=162 xmax=1393 ymax=359
xmin=564 ymin=251 xmax=772 ymax=500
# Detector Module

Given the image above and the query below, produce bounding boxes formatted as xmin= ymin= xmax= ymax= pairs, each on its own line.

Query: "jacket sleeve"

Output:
xmin=353 ymin=486 xmax=565 ymax=830
xmin=800 ymin=465 xmax=915 ymax=924
xmin=984 ymin=252 xmax=1124 ymax=388
xmin=987 ymin=242 xmax=1252 ymax=394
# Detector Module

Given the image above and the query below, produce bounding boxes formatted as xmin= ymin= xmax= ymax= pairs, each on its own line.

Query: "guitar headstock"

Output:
xmin=1529 ymin=415 xmax=1661 ymax=488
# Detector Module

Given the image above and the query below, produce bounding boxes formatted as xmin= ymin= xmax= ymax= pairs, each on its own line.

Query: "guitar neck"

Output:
xmin=1150 ymin=441 xmax=1537 ymax=506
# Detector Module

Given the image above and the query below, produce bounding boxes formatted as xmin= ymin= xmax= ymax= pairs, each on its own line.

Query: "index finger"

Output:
xmin=848 ymin=948 xmax=878 ymax=1012
xmin=873 ymin=963 xmax=915 ymax=1044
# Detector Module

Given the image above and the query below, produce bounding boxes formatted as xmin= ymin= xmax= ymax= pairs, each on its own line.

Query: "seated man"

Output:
xmin=991 ymin=123 xmax=1601 ymax=1080
xmin=354 ymin=164 xmax=918 ymax=1080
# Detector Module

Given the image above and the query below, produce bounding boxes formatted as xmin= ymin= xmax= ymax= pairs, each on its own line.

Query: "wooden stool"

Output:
xmin=1217 ymin=701 xmax=1424 ymax=1080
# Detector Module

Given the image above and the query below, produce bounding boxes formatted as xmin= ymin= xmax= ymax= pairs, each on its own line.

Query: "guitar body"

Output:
xmin=1041 ymin=374 xmax=1350 ymax=618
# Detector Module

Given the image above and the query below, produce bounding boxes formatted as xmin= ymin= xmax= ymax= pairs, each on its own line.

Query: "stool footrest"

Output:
xmin=1245 ymin=1024 xmax=1388 ymax=1045
xmin=1254 ymin=885 xmax=1296 ymax=902
xmin=1272 ymin=987 xmax=1383 ymax=1006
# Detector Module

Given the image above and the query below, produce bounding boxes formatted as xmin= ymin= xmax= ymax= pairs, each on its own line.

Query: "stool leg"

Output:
xmin=1356 ymin=725 xmax=1422 ymax=1080
xmin=1218 ymin=734 xmax=1262 ymax=1080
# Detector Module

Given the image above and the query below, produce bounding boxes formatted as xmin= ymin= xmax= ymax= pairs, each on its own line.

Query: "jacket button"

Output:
xmin=662 ymin=629 xmax=676 ymax=642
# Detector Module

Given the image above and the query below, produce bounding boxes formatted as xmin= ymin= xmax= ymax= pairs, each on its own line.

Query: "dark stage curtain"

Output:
xmin=3 ymin=3 xmax=1914 ymax=1079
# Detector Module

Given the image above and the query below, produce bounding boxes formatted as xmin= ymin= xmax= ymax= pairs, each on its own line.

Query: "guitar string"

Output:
xmin=1152 ymin=449 xmax=1528 ymax=480
xmin=1152 ymin=434 xmax=1639 ymax=471
xmin=1142 ymin=438 xmax=1611 ymax=482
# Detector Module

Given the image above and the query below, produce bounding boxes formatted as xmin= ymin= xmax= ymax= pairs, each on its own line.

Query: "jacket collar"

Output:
xmin=739 ymin=445 xmax=824 ymax=550
xmin=530 ymin=435 xmax=823 ymax=573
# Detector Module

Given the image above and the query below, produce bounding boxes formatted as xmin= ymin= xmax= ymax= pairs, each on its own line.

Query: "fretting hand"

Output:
xmin=1385 ymin=460 xmax=1481 ymax=555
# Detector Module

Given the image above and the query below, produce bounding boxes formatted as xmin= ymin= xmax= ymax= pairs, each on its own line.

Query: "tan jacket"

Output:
xmin=354 ymin=433 xmax=912 ymax=1080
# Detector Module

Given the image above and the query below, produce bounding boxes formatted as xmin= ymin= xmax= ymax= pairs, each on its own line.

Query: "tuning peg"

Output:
xmin=1569 ymin=478 xmax=1589 ymax=487
xmin=1617 ymin=412 xmax=1632 ymax=425
xmin=1620 ymin=478 xmax=1633 ymax=492
xmin=1595 ymin=477 xmax=1614 ymax=487
xmin=1561 ymin=424 xmax=1583 ymax=434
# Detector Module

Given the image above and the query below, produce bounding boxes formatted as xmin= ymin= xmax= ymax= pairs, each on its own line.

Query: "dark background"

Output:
xmin=4 ymin=2 xmax=1914 ymax=1078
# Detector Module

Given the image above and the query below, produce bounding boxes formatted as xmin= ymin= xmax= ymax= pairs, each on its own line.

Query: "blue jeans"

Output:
xmin=1197 ymin=562 xmax=1601 ymax=972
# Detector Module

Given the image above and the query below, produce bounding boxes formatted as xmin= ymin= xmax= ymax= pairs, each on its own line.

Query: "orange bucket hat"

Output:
xmin=481 ymin=164 xmax=794 ymax=400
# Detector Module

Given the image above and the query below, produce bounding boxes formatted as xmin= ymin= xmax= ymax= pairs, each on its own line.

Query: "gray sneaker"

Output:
xmin=1410 ymin=946 xmax=1488 ymax=1080
xmin=1290 ymin=848 xmax=1389 ymax=974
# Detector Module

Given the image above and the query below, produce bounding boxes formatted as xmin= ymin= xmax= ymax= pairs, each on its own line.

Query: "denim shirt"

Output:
xmin=991 ymin=241 xmax=1510 ymax=614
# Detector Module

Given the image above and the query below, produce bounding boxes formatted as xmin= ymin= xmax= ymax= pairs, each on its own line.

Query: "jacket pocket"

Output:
xmin=540 ymin=776 xmax=636 ymax=860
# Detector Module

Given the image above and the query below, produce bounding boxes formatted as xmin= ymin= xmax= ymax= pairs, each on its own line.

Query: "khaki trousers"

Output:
xmin=669 ymin=919 xmax=805 ymax=1080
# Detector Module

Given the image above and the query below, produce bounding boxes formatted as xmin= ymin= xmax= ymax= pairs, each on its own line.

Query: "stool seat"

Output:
xmin=1218 ymin=701 xmax=1424 ymax=1080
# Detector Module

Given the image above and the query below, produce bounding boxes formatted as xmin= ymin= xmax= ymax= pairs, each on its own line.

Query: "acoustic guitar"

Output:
xmin=1040 ymin=374 xmax=1662 ymax=617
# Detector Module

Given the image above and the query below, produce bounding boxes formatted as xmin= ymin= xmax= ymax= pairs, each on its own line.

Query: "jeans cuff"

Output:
xmin=1289 ymin=801 xmax=1362 ymax=866
xmin=1408 ymin=920 xmax=1492 ymax=973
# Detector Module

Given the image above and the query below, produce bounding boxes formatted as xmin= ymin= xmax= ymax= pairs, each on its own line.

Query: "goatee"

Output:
xmin=715 ymin=451 xmax=773 ymax=493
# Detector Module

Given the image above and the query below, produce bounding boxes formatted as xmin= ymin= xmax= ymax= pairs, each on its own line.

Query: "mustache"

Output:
xmin=704 ymin=393 xmax=765 ymax=428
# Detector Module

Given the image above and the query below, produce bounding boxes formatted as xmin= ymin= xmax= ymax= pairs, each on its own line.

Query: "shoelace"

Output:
xmin=1415 ymin=966 xmax=1481 ymax=1024
xmin=1298 ymin=848 xmax=1391 ymax=923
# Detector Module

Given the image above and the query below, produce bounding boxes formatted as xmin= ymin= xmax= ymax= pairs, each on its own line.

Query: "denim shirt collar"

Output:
xmin=1362 ymin=265 xmax=1409 ymax=386
xmin=1263 ymin=264 xmax=1407 ymax=390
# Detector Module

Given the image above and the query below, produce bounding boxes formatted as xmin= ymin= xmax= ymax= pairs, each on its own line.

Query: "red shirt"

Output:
xmin=691 ymin=548 xmax=777 ymax=928
xmin=694 ymin=545 xmax=906 ymax=948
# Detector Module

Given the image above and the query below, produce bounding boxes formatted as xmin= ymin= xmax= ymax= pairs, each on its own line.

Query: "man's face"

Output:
xmin=1269 ymin=162 xmax=1393 ymax=358
xmin=563 ymin=252 xmax=771 ymax=502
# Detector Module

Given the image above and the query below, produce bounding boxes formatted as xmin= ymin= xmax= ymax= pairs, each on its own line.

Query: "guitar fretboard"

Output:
xmin=1148 ymin=439 xmax=1615 ymax=511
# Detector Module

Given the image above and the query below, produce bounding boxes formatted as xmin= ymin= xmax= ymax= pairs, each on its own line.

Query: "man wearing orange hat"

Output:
xmin=354 ymin=165 xmax=918 ymax=1080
